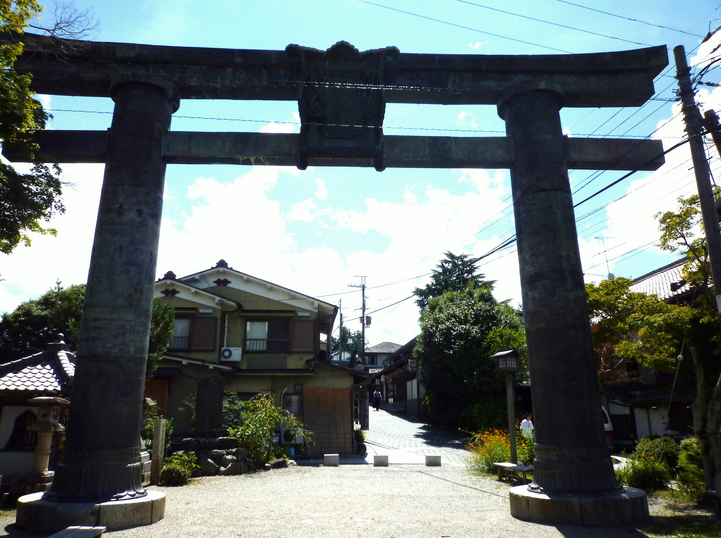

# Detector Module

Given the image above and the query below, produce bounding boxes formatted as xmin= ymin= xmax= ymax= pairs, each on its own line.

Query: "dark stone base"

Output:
xmin=16 ymin=490 xmax=165 ymax=533
xmin=509 ymin=485 xmax=649 ymax=526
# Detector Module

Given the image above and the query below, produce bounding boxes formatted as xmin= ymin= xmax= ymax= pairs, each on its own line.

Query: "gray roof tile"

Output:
xmin=630 ymin=258 xmax=691 ymax=301
xmin=0 ymin=339 xmax=76 ymax=393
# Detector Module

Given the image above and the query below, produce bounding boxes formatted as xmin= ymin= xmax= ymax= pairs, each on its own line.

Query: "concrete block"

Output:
xmin=373 ymin=455 xmax=389 ymax=467
xmin=425 ymin=455 xmax=441 ymax=467
xmin=324 ymin=454 xmax=339 ymax=467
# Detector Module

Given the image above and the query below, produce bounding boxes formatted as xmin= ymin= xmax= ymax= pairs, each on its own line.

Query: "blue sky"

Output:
xmin=2 ymin=0 xmax=721 ymax=348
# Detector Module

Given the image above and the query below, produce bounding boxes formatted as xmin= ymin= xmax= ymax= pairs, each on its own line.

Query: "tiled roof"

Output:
xmin=630 ymin=258 xmax=691 ymax=302
xmin=366 ymin=342 xmax=402 ymax=354
xmin=0 ymin=338 xmax=75 ymax=393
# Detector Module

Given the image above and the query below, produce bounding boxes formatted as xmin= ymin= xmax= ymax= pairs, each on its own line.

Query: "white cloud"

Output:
xmin=456 ymin=111 xmax=478 ymax=128
xmin=581 ymin=83 xmax=721 ymax=281
xmin=260 ymin=121 xmax=296 ymax=134
xmin=314 ymin=179 xmax=328 ymax=200
xmin=287 ymin=199 xmax=317 ymax=222
xmin=403 ymin=188 xmax=417 ymax=204
xmin=157 ymin=167 xmax=295 ymax=281
xmin=0 ymin=164 xmax=105 ymax=312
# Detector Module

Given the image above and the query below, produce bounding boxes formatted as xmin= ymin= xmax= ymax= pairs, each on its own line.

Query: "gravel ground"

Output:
xmin=2 ymin=465 xmax=711 ymax=538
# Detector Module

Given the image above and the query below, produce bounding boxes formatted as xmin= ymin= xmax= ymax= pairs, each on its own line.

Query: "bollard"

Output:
xmin=425 ymin=455 xmax=441 ymax=467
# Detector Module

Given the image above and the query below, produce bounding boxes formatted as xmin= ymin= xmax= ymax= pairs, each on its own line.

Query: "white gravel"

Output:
xmin=99 ymin=465 xmax=652 ymax=538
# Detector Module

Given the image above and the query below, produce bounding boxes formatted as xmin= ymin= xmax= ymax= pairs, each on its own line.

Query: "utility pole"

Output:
xmin=338 ymin=298 xmax=343 ymax=363
xmin=349 ymin=276 xmax=367 ymax=367
xmin=675 ymin=46 xmax=721 ymax=323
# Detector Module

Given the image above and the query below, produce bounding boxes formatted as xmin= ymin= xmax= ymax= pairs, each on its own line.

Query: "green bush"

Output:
xmin=635 ymin=435 xmax=680 ymax=472
xmin=517 ymin=431 xmax=535 ymax=467
xmin=614 ymin=454 xmax=671 ymax=491
xmin=675 ymin=437 xmax=705 ymax=503
xmin=227 ymin=394 xmax=312 ymax=465
xmin=159 ymin=452 xmax=198 ymax=487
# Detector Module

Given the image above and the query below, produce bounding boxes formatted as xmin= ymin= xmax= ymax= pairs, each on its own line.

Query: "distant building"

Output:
xmin=363 ymin=341 xmax=401 ymax=372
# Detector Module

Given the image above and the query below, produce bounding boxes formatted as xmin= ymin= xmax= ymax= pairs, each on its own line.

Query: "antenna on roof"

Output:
xmin=594 ymin=236 xmax=614 ymax=280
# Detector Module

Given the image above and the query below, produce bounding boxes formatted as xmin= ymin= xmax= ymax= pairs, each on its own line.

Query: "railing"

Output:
xmin=169 ymin=336 xmax=189 ymax=350
xmin=245 ymin=339 xmax=290 ymax=352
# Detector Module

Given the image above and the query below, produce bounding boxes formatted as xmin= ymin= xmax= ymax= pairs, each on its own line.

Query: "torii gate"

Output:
xmin=6 ymin=34 xmax=667 ymax=530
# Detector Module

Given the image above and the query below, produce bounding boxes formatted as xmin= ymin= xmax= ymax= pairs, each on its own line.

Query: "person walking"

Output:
xmin=373 ymin=389 xmax=382 ymax=411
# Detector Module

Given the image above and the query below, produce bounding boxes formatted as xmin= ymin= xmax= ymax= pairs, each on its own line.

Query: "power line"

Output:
xmin=550 ymin=0 xmax=705 ymax=38
xmin=355 ymin=0 xmax=571 ymax=53
xmin=454 ymin=0 xmax=655 ymax=47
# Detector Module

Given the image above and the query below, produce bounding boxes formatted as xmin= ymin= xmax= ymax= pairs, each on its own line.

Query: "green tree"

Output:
xmin=585 ymin=190 xmax=721 ymax=489
xmin=329 ymin=326 xmax=365 ymax=359
xmin=585 ymin=277 xmax=694 ymax=386
xmin=655 ymin=192 xmax=721 ymax=489
xmin=414 ymin=285 xmax=527 ymax=430
xmin=0 ymin=1 xmax=64 ymax=257
xmin=0 ymin=282 xmax=175 ymax=376
xmin=414 ymin=251 xmax=494 ymax=311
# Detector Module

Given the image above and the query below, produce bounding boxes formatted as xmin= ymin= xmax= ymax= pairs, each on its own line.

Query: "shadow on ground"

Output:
xmin=414 ymin=424 xmax=468 ymax=450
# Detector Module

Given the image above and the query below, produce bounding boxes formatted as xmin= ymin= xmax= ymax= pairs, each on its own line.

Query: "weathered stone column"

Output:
xmin=499 ymin=86 xmax=618 ymax=494
xmin=45 ymin=80 xmax=179 ymax=502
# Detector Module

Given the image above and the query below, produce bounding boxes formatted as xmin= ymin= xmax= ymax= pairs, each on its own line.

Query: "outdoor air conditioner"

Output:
xmin=220 ymin=347 xmax=243 ymax=362
xmin=281 ymin=427 xmax=304 ymax=445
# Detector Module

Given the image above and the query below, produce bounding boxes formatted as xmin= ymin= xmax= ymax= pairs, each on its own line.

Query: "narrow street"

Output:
xmin=365 ymin=403 xmax=471 ymax=466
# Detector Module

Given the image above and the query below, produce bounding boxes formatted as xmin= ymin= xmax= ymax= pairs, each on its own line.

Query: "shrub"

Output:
xmin=159 ymin=452 xmax=198 ymax=487
xmin=675 ymin=437 xmax=705 ymax=503
xmin=466 ymin=429 xmax=511 ymax=473
xmin=614 ymin=453 xmax=671 ymax=491
xmin=227 ymin=394 xmax=312 ymax=465
xmin=517 ymin=431 xmax=535 ymax=467
xmin=635 ymin=435 xmax=680 ymax=472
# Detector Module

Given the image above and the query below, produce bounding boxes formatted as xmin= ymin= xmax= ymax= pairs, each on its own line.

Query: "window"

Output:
xmin=170 ymin=318 xmax=190 ymax=349
xmin=169 ymin=316 xmax=217 ymax=351
xmin=245 ymin=321 xmax=290 ymax=352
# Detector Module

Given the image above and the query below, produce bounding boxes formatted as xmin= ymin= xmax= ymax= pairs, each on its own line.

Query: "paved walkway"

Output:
xmin=363 ymin=404 xmax=471 ymax=466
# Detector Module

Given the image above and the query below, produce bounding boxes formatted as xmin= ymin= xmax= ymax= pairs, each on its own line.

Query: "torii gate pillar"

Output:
xmin=16 ymin=80 xmax=178 ymax=532
xmin=500 ymin=86 xmax=648 ymax=524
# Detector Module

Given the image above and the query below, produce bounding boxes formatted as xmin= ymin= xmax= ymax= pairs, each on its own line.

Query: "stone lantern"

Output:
xmin=26 ymin=396 xmax=69 ymax=491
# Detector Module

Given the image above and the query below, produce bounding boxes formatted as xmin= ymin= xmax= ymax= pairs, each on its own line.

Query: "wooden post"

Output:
xmin=150 ymin=418 xmax=166 ymax=485
xmin=505 ymin=372 xmax=517 ymax=464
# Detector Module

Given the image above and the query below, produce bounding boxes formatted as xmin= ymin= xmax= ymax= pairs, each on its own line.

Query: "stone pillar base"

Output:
xmin=509 ymin=485 xmax=649 ymax=526
xmin=16 ymin=490 xmax=165 ymax=533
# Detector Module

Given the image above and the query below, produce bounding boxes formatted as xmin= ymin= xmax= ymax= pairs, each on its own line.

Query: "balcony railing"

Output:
xmin=245 ymin=338 xmax=290 ymax=352
xmin=169 ymin=336 xmax=189 ymax=350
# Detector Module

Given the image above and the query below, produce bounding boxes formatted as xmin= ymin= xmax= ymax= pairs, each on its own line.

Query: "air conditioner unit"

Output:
xmin=220 ymin=347 xmax=242 ymax=362
xmin=281 ymin=427 xmax=304 ymax=445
